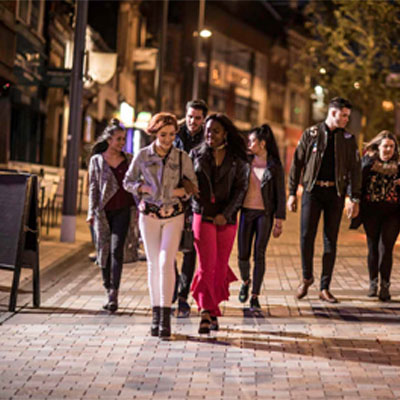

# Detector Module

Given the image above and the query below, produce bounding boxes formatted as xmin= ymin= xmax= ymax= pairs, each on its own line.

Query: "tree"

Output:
xmin=292 ymin=0 xmax=400 ymax=141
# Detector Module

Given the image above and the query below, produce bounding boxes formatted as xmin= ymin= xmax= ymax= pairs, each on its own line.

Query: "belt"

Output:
xmin=315 ymin=180 xmax=335 ymax=187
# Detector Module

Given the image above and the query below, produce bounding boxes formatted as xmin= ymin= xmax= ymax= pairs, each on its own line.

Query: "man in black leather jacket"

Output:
xmin=287 ymin=97 xmax=361 ymax=303
xmin=174 ymin=99 xmax=208 ymax=317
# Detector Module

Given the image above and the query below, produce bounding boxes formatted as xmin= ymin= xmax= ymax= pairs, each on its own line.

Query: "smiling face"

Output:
xmin=186 ymin=107 xmax=205 ymax=135
xmin=205 ymin=119 xmax=226 ymax=148
xmin=378 ymin=138 xmax=396 ymax=162
xmin=155 ymin=124 xmax=176 ymax=153
xmin=331 ymin=107 xmax=351 ymax=129
xmin=107 ymin=130 xmax=126 ymax=153
xmin=248 ymin=132 xmax=266 ymax=157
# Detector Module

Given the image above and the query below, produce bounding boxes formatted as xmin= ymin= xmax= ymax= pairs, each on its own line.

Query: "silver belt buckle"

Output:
xmin=320 ymin=181 xmax=330 ymax=187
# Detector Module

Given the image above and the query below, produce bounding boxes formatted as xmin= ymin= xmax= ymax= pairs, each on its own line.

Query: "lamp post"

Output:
xmin=60 ymin=0 xmax=88 ymax=242
xmin=192 ymin=0 xmax=206 ymax=100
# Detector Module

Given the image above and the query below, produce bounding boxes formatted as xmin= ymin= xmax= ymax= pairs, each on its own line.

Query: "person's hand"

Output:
xmin=214 ymin=214 xmax=227 ymax=226
xmin=394 ymin=178 xmax=400 ymax=186
xmin=346 ymin=200 xmax=359 ymax=219
xmin=173 ymin=187 xmax=187 ymax=198
xmin=139 ymin=184 xmax=152 ymax=195
xmin=287 ymin=195 xmax=297 ymax=212
xmin=272 ymin=218 xmax=283 ymax=238
xmin=86 ymin=217 xmax=94 ymax=225
xmin=181 ymin=178 xmax=199 ymax=198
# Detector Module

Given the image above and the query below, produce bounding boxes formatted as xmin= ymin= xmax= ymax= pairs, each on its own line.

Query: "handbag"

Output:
xmin=178 ymin=151 xmax=195 ymax=253
xmin=179 ymin=214 xmax=194 ymax=253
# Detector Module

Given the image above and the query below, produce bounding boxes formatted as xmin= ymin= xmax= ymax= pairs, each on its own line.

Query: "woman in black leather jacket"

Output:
xmin=237 ymin=124 xmax=286 ymax=311
xmin=190 ymin=113 xmax=248 ymax=334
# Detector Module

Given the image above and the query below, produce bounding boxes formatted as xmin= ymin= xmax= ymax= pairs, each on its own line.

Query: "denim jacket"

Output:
xmin=123 ymin=142 xmax=198 ymax=208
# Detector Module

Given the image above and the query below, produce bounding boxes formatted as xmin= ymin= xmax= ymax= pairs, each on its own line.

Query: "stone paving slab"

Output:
xmin=1 ymin=212 xmax=400 ymax=399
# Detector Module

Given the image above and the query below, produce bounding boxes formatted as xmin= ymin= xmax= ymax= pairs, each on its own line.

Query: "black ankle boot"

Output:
xmin=151 ymin=306 xmax=161 ymax=337
xmin=108 ymin=289 xmax=118 ymax=312
xmin=379 ymin=281 xmax=391 ymax=302
xmin=159 ymin=307 xmax=171 ymax=338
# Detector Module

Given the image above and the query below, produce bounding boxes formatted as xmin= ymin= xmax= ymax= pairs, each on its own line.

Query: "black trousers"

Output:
xmin=178 ymin=210 xmax=196 ymax=300
xmin=362 ymin=203 xmax=400 ymax=284
xmin=300 ymin=187 xmax=345 ymax=290
xmin=238 ymin=208 xmax=273 ymax=295
xmin=101 ymin=207 xmax=131 ymax=291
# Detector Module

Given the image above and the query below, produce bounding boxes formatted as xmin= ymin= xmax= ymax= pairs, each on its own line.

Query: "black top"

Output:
xmin=174 ymin=124 xmax=204 ymax=153
xmin=316 ymin=123 xmax=338 ymax=182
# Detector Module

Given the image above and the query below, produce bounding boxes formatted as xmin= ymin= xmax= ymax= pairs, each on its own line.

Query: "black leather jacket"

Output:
xmin=288 ymin=122 xmax=361 ymax=200
xmin=191 ymin=145 xmax=248 ymax=224
xmin=244 ymin=156 xmax=286 ymax=220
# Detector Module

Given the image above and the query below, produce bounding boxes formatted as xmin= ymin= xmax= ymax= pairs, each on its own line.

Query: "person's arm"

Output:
xmin=181 ymin=151 xmax=199 ymax=197
xmin=87 ymin=156 xmax=99 ymax=224
xmin=123 ymin=152 xmax=150 ymax=196
xmin=220 ymin=158 xmax=249 ymax=223
xmin=287 ymin=129 xmax=308 ymax=212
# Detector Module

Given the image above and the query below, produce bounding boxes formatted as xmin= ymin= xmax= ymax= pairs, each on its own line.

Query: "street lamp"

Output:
xmin=192 ymin=0 xmax=206 ymax=100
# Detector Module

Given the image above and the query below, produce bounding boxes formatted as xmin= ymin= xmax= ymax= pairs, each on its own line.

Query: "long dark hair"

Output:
xmin=365 ymin=130 xmax=399 ymax=162
xmin=90 ymin=118 xmax=125 ymax=156
xmin=250 ymin=124 xmax=282 ymax=166
xmin=204 ymin=113 xmax=247 ymax=161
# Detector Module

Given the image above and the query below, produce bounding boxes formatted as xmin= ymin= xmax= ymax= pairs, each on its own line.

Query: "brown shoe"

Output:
xmin=319 ymin=289 xmax=338 ymax=304
xmin=296 ymin=277 xmax=314 ymax=299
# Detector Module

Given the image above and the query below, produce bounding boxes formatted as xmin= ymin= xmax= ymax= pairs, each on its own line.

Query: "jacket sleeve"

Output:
xmin=288 ymin=129 xmax=308 ymax=196
xmin=348 ymin=137 xmax=362 ymax=201
xmin=274 ymin=164 xmax=287 ymax=220
xmin=87 ymin=156 xmax=99 ymax=220
xmin=123 ymin=152 xmax=144 ymax=196
xmin=182 ymin=150 xmax=198 ymax=187
xmin=222 ymin=158 xmax=249 ymax=221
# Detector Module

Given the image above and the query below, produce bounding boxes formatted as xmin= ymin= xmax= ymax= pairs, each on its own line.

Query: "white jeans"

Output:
xmin=139 ymin=213 xmax=184 ymax=307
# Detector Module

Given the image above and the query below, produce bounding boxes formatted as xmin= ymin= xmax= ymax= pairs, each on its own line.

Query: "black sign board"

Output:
xmin=45 ymin=68 xmax=71 ymax=88
xmin=0 ymin=173 xmax=40 ymax=311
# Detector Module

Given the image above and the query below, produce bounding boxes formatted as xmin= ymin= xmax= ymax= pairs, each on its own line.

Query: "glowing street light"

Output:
xmin=199 ymin=28 xmax=212 ymax=38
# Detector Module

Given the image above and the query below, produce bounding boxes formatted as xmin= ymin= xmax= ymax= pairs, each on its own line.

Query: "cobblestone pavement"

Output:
xmin=1 ymin=212 xmax=400 ymax=399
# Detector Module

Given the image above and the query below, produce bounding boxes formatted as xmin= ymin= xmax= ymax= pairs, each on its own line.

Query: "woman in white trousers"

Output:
xmin=124 ymin=112 xmax=198 ymax=338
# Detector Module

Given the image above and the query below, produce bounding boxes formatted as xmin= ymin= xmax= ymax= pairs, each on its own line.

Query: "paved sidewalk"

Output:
xmin=1 ymin=211 xmax=400 ymax=399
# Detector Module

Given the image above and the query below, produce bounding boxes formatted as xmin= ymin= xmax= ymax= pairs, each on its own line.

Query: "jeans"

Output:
xmin=362 ymin=203 xmax=400 ymax=283
xmin=300 ymin=187 xmax=345 ymax=290
xmin=238 ymin=208 xmax=273 ymax=295
xmin=101 ymin=207 xmax=131 ymax=291
xmin=139 ymin=213 xmax=184 ymax=307
xmin=178 ymin=211 xmax=196 ymax=300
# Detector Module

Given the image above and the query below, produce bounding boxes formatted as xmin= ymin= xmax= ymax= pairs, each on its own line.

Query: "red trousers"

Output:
xmin=191 ymin=213 xmax=237 ymax=316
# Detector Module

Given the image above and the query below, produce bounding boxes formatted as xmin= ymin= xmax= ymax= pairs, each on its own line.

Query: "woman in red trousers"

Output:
xmin=190 ymin=113 xmax=248 ymax=334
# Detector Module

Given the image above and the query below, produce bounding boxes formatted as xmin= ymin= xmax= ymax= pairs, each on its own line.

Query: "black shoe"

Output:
xmin=379 ymin=282 xmax=391 ymax=302
xmin=108 ymin=289 xmax=118 ymax=312
xmin=159 ymin=307 xmax=171 ymax=338
xmin=250 ymin=296 xmax=261 ymax=311
xmin=102 ymin=290 xmax=110 ymax=310
xmin=367 ymin=281 xmax=378 ymax=297
xmin=239 ymin=282 xmax=250 ymax=303
xmin=210 ymin=316 xmax=219 ymax=331
xmin=177 ymin=298 xmax=190 ymax=318
xmin=198 ymin=310 xmax=211 ymax=334
xmin=151 ymin=306 xmax=160 ymax=337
